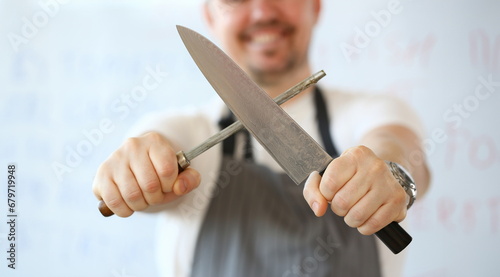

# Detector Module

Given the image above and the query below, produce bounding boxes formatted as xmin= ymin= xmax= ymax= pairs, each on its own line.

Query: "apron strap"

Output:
xmin=314 ymin=86 xmax=340 ymax=158
xmin=218 ymin=111 xmax=254 ymax=160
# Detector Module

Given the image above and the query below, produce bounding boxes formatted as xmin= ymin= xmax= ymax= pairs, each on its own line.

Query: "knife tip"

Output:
xmin=176 ymin=25 xmax=191 ymax=34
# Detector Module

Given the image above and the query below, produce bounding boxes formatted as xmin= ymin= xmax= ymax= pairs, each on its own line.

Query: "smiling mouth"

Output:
xmin=252 ymin=33 xmax=280 ymax=45
xmin=240 ymin=23 xmax=294 ymax=49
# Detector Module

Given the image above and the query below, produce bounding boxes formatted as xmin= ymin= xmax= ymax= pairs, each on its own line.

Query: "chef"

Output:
xmin=93 ymin=0 xmax=430 ymax=276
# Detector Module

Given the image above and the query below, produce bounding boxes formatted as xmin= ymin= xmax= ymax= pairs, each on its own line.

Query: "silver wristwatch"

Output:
xmin=385 ymin=161 xmax=417 ymax=210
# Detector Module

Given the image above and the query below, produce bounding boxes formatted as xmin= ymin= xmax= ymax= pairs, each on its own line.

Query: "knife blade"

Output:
xmin=98 ymin=71 xmax=326 ymax=217
xmin=177 ymin=25 xmax=412 ymax=254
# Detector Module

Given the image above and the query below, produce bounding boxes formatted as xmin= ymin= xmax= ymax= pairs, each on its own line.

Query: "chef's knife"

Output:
xmin=98 ymin=71 xmax=326 ymax=216
xmin=177 ymin=25 xmax=412 ymax=254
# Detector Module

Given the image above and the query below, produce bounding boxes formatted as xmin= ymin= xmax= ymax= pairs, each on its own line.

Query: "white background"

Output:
xmin=0 ymin=0 xmax=499 ymax=276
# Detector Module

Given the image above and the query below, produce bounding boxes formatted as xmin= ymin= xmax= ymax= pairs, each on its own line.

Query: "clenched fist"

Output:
xmin=303 ymin=145 xmax=408 ymax=235
xmin=92 ymin=132 xmax=201 ymax=217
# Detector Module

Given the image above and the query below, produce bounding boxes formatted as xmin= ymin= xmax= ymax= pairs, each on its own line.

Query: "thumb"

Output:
xmin=172 ymin=168 xmax=201 ymax=196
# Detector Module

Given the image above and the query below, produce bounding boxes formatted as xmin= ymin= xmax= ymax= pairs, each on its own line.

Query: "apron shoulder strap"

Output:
xmin=314 ymin=87 xmax=340 ymax=158
xmin=218 ymin=111 xmax=253 ymax=160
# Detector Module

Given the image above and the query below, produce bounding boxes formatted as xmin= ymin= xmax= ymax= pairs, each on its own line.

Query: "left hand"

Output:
xmin=303 ymin=145 xmax=408 ymax=235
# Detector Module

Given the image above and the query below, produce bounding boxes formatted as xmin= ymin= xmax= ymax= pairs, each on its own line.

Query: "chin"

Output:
xmin=248 ymin=60 xmax=289 ymax=74
xmin=247 ymin=65 xmax=291 ymax=85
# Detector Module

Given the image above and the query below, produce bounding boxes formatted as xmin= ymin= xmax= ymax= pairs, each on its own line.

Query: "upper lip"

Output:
xmin=239 ymin=22 xmax=294 ymax=43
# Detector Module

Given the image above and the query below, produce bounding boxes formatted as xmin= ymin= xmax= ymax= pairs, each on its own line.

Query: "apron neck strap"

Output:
xmin=314 ymin=86 xmax=339 ymax=158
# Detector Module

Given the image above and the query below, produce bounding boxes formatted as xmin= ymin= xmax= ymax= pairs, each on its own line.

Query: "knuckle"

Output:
xmin=106 ymin=197 xmax=124 ymax=209
xmin=322 ymin=173 xmax=336 ymax=189
xmin=350 ymin=146 xmax=367 ymax=158
xmin=360 ymin=217 xmax=383 ymax=235
xmin=124 ymin=189 xmax=143 ymax=203
xmin=347 ymin=146 xmax=373 ymax=164
xmin=143 ymin=179 xmax=161 ymax=194
xmin=341 ymin=150 xmax=357 ymax=164
xmin=332 ymin=193 xmax=349 ymax=214
xmin=357 ymin=145 xmax=372 ymax=155
xmin=144 ymin=131 xmax=164 ymax=143
xmin=320 ymin=173 xmax=339 ymax=198
xmin=156 ymin=163 xmax=177 ymax=177
xmin=145 ymin=131 xmax=161 ymax=139
xmin=97 ymin=160 xmax=115 ymax=176
xmin=156 ymin=162 xmax=177 ymax=179
xmin=123 ymin=137 xmax=141 ymax=152
xmin=371 ymin=159 xmax=387 ymax=175
xmin=358 ymin=227 xmax=371 ymax=236
xmin=348 ymin=208 xmax=365 ymax=226
xmin=164 ymin=144 xmax=177 ymax=159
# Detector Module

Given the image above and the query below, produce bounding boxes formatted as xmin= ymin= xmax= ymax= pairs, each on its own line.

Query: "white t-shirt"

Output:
xmin=127 ymin=87 xmax=424 ymax=277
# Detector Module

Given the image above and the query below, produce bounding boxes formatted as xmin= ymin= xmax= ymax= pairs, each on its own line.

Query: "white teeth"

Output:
xmin=252 ymin=33 xmax=278 ymax=44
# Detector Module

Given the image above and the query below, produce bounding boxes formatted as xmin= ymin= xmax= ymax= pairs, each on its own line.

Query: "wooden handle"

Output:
xmin=98 ymin=200 xmax=115 ymax=217
xmin=98 ymin=151 xmax=190 ymax=217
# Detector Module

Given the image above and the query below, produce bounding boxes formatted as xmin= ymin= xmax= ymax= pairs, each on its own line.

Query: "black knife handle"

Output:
xmin=318 ymin=169 xmax=411 ymax=254
xmin=375 ymin=221 xmax=412 ymax=254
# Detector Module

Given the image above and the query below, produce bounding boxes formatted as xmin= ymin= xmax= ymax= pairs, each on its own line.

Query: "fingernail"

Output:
xmin=179 ymin=179 xmax=187 ymax=194
xmin=305 ymin=171 xmax=320 ymax=185
xmin=312 ymin=202 xmax=320 ymax=216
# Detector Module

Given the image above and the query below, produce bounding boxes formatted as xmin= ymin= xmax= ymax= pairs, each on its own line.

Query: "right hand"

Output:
xmin=92 ymin=132 xmax=201 ymax=217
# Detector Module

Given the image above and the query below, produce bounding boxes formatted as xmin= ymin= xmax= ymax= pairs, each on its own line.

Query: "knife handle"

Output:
xmin=97 ymin=151 xmax=190 ymax=217
xmin=375 ymin=221 xmax=412 ymax=254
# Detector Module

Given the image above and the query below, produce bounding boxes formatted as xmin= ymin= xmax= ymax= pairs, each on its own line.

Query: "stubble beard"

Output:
xmin=247 ymin=50 xmax=304 ymax=88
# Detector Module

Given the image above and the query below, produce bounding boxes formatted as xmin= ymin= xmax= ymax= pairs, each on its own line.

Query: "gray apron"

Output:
xmin=191 ymin=88 xmax=381 ymax=277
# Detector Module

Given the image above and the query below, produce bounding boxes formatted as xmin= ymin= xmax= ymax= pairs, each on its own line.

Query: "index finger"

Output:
xmin=319 ymin=156 xmax=356 ymax=201
xmin=148 ymin=139 xmax=179 ymax=193
xmin=303 ymin=171 xmax=328 ymax=217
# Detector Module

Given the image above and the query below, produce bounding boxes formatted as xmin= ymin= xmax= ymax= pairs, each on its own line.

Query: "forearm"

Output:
xmin=359 ymin=124 xmax=431 ymax=198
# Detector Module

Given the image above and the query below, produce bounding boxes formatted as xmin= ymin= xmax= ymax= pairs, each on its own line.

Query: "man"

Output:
xmin=93 ymin=0 xmax=430 ymax=276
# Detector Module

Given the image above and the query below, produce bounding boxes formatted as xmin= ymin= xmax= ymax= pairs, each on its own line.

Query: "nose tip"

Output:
xmin=250 ymin=0 xmax=279 ymax=21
